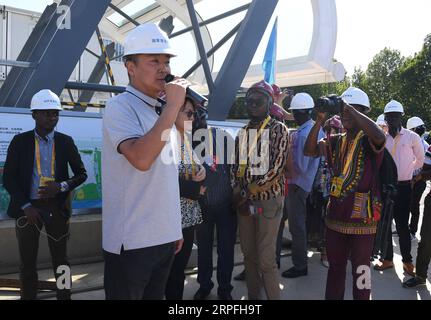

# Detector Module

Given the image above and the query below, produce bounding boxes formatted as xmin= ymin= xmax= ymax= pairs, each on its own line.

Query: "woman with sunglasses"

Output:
xmin=304 ymin=87 xmax=386 ymax=300
xmin=165 ymin=96 xmax=206 ymax=300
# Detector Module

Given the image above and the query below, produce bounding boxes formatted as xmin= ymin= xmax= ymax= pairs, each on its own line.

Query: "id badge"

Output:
xmin=39 ymin=176 xmax=55 ymax=187
xmin=329 ymin=176 xmax=343 ymax=198
xmin=248 ymin=204 xmax=263 ymax=216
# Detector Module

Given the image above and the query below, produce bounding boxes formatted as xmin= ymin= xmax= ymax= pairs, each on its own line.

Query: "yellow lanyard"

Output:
xmin=35 ymin=137 xmax=55 ymax=177
xmin=182 ymin=134 xmax=196 ymax=180
xmin=237 ymin=116 xmax=271 ymax=178
xmin=340 ymin=131 xmax=363 ymax=177
xmin=240 ymin=116 xmax=271 ymax=163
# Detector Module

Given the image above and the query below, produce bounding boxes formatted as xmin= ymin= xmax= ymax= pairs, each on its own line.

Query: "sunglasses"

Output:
xmin=183 ymin=110 xmax=196 ymax=119
xmin=245 ymin=97 xmax=267 ymax=108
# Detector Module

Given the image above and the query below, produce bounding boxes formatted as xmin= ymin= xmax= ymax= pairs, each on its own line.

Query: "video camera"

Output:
xmin=314 ymin=94 xmax=344 ymax=115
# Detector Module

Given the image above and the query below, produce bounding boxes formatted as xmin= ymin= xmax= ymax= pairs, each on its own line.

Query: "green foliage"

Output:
xmin=228 ymin=34 xmax=431 ymax=127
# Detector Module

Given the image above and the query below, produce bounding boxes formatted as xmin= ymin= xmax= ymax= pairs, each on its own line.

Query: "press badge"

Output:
xmin=329 ymin=176 xmax=344 ymax=198
xmin=39 ymin=176 xmax=55 ymax=187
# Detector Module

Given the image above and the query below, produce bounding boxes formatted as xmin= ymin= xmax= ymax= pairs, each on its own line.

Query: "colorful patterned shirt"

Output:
xmin=325 ymin=133 xmax=384 ymax=235
xmin=231 ymin=117 xmax=289 ymax=201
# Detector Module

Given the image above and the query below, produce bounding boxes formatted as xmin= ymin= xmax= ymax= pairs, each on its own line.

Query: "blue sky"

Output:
xmin=1 ymin=0 xmax=430 ymax=75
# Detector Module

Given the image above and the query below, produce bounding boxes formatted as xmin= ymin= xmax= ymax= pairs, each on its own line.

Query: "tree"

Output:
xmin=365 ymin=48 xmax=405 ymax=117
xmin=398 ymin=34 xmax=431 ymax=127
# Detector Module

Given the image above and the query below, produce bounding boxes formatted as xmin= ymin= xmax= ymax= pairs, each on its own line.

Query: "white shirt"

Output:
xmin=102 ymin=85 xmax=182 ymax=254
xmin=385 ymin=127 xmax=425 ymax=182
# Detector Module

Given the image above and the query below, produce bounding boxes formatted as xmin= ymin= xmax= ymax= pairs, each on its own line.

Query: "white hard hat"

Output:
xmin=341 ymin=87 xmax=370 ymax=110
xmin=123 ymin=23 xmax=176 ymax=57
xmin=384 ymin=100 xmax=404 ymax=114
xmin=289 ymin=92 xmax=314 ymax=110
xmin=30 ymin=89 xmax=62 ymax=111
xmin=376 ymin=114 xmax=387 ymax=126
xmin=407 ymin=116 xmax=425 ymax=130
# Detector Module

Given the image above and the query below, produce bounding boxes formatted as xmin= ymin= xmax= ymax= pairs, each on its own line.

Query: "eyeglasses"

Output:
xmin=183 ymin=110 xmax=196 ymax=119
xmin=245 ymin=97 xmax=267 ymax=108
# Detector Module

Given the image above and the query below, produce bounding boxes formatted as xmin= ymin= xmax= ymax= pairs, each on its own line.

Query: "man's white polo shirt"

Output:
xmin=102 ymin=85 xmax=182 ymax=254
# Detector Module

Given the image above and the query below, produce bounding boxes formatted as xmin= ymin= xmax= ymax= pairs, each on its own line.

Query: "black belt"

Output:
xmin=397 ymin=180 xmax=411 ymax=186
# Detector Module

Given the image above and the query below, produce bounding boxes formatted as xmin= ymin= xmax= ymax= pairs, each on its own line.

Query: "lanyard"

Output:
xmin=240 ymin=116 xmax=271 ymax=163
xmin=339 ymin=131 xmax=363 ymax=177
xmin=35 ymin=137 xmax=55 ymax=177
xmin=237 ymin=116 xmax=271 ymax=177
xmin=182 ymin=134 xmax=196 ymax=180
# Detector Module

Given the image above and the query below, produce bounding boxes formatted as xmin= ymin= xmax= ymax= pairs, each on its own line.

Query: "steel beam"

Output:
xmin=108 ymin=3 xmax=140 ymax=27
xmin=207 ymin=0 xmax=279 ymax=121
xmin=0 ymin=0 xmax=111 ymax=108
xmin=185 ymin=0 xmax=214 ymax=93
xmin=170 ymin=3 xmax=250 ymax=39
xmin=182 ymin=22 xmax=242 ymax=79
xmin=65 ymin=82 xmax=126 ymax=94
xmin=0 ymin=59 xmax=36 ymax=68
xmin=74 ymin=42 xmax=116 ymax=112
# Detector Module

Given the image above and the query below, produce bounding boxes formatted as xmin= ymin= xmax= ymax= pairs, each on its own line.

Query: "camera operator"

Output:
xmin=304 ymin=87 xmax=386 ymax=300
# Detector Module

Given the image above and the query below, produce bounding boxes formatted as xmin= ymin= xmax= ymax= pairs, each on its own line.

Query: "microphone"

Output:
xmin=165 ymin=74 xmax=208 ymax=107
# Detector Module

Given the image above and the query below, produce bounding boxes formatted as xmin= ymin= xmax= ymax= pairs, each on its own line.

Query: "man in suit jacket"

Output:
xmin=2 ymin=89 xmax=87 ymax=300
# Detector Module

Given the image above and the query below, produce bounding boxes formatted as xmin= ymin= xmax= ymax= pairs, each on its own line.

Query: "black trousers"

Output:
xmin=410 ymin=180 xmax=427 ymax=236
xmin=104 ymin=242 xmax=175 ymax=300
xmin=165 ymin=226 xmax=196 ymax=300
xmin=416 ymin=192 xmax=431 ymax=279
xmin=196 ymin=203 xmax=237 ymax=295
xmin=384 ymin=184 xmax=413 ymax=263
xmin=15 ymin=200 xmax=70 ymax=300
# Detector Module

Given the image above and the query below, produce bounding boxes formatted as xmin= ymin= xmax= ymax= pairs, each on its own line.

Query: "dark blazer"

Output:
xmin=2 ymin=130 xmax=88 ymax=219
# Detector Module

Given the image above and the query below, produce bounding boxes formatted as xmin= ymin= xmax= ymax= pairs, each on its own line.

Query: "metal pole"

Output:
xmin=65 ymin=82 xmax=125 ymax=94
xmin=0 ymin=59 xmax=35 ymax=68
xmin=85 ymin=48 xmax=100 ymax=59
xmin=185 ymin=0 xmax=214 ymax=93
xmin=95 ymin=28 xmax=116 ymax=87
xmin=108 ymin=3 xmax=140 ymax=26
xmin=170 ymin=3 xmax=250 ymax=38
xmin=182 ymin=22 xmax=242 ymax=79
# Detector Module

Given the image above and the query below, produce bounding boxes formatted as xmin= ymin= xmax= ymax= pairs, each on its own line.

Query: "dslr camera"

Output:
xmin=314 ymin=94 xmax=344 ymax=115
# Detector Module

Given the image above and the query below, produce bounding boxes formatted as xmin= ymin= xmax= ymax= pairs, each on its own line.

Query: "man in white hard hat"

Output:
xmin=407 ymin=117 xmax=429 ymax=240
xmin=3 ymin=89 xmax=87 ymax=300
xmin=375 ymin=100 xmax=425 ymax=276
xmin=304 ymin=87 xmax=386 ymax=300
xmin=279 ymin=93 xmax=324 ymax=279
xmin=102 ymin=23 xmax=189 ymax=300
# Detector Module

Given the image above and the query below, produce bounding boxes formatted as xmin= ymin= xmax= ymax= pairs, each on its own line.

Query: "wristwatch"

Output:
xmin=60 ymin=181 xmax=69 ymax=193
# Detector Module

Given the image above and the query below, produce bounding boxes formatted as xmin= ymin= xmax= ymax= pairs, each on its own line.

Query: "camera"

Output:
xmin=314 ymin=94 xmax=344 ymax=115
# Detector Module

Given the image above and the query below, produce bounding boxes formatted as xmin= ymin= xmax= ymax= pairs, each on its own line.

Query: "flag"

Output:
xmin=262 ymin=17 xmax=278 ymax=85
